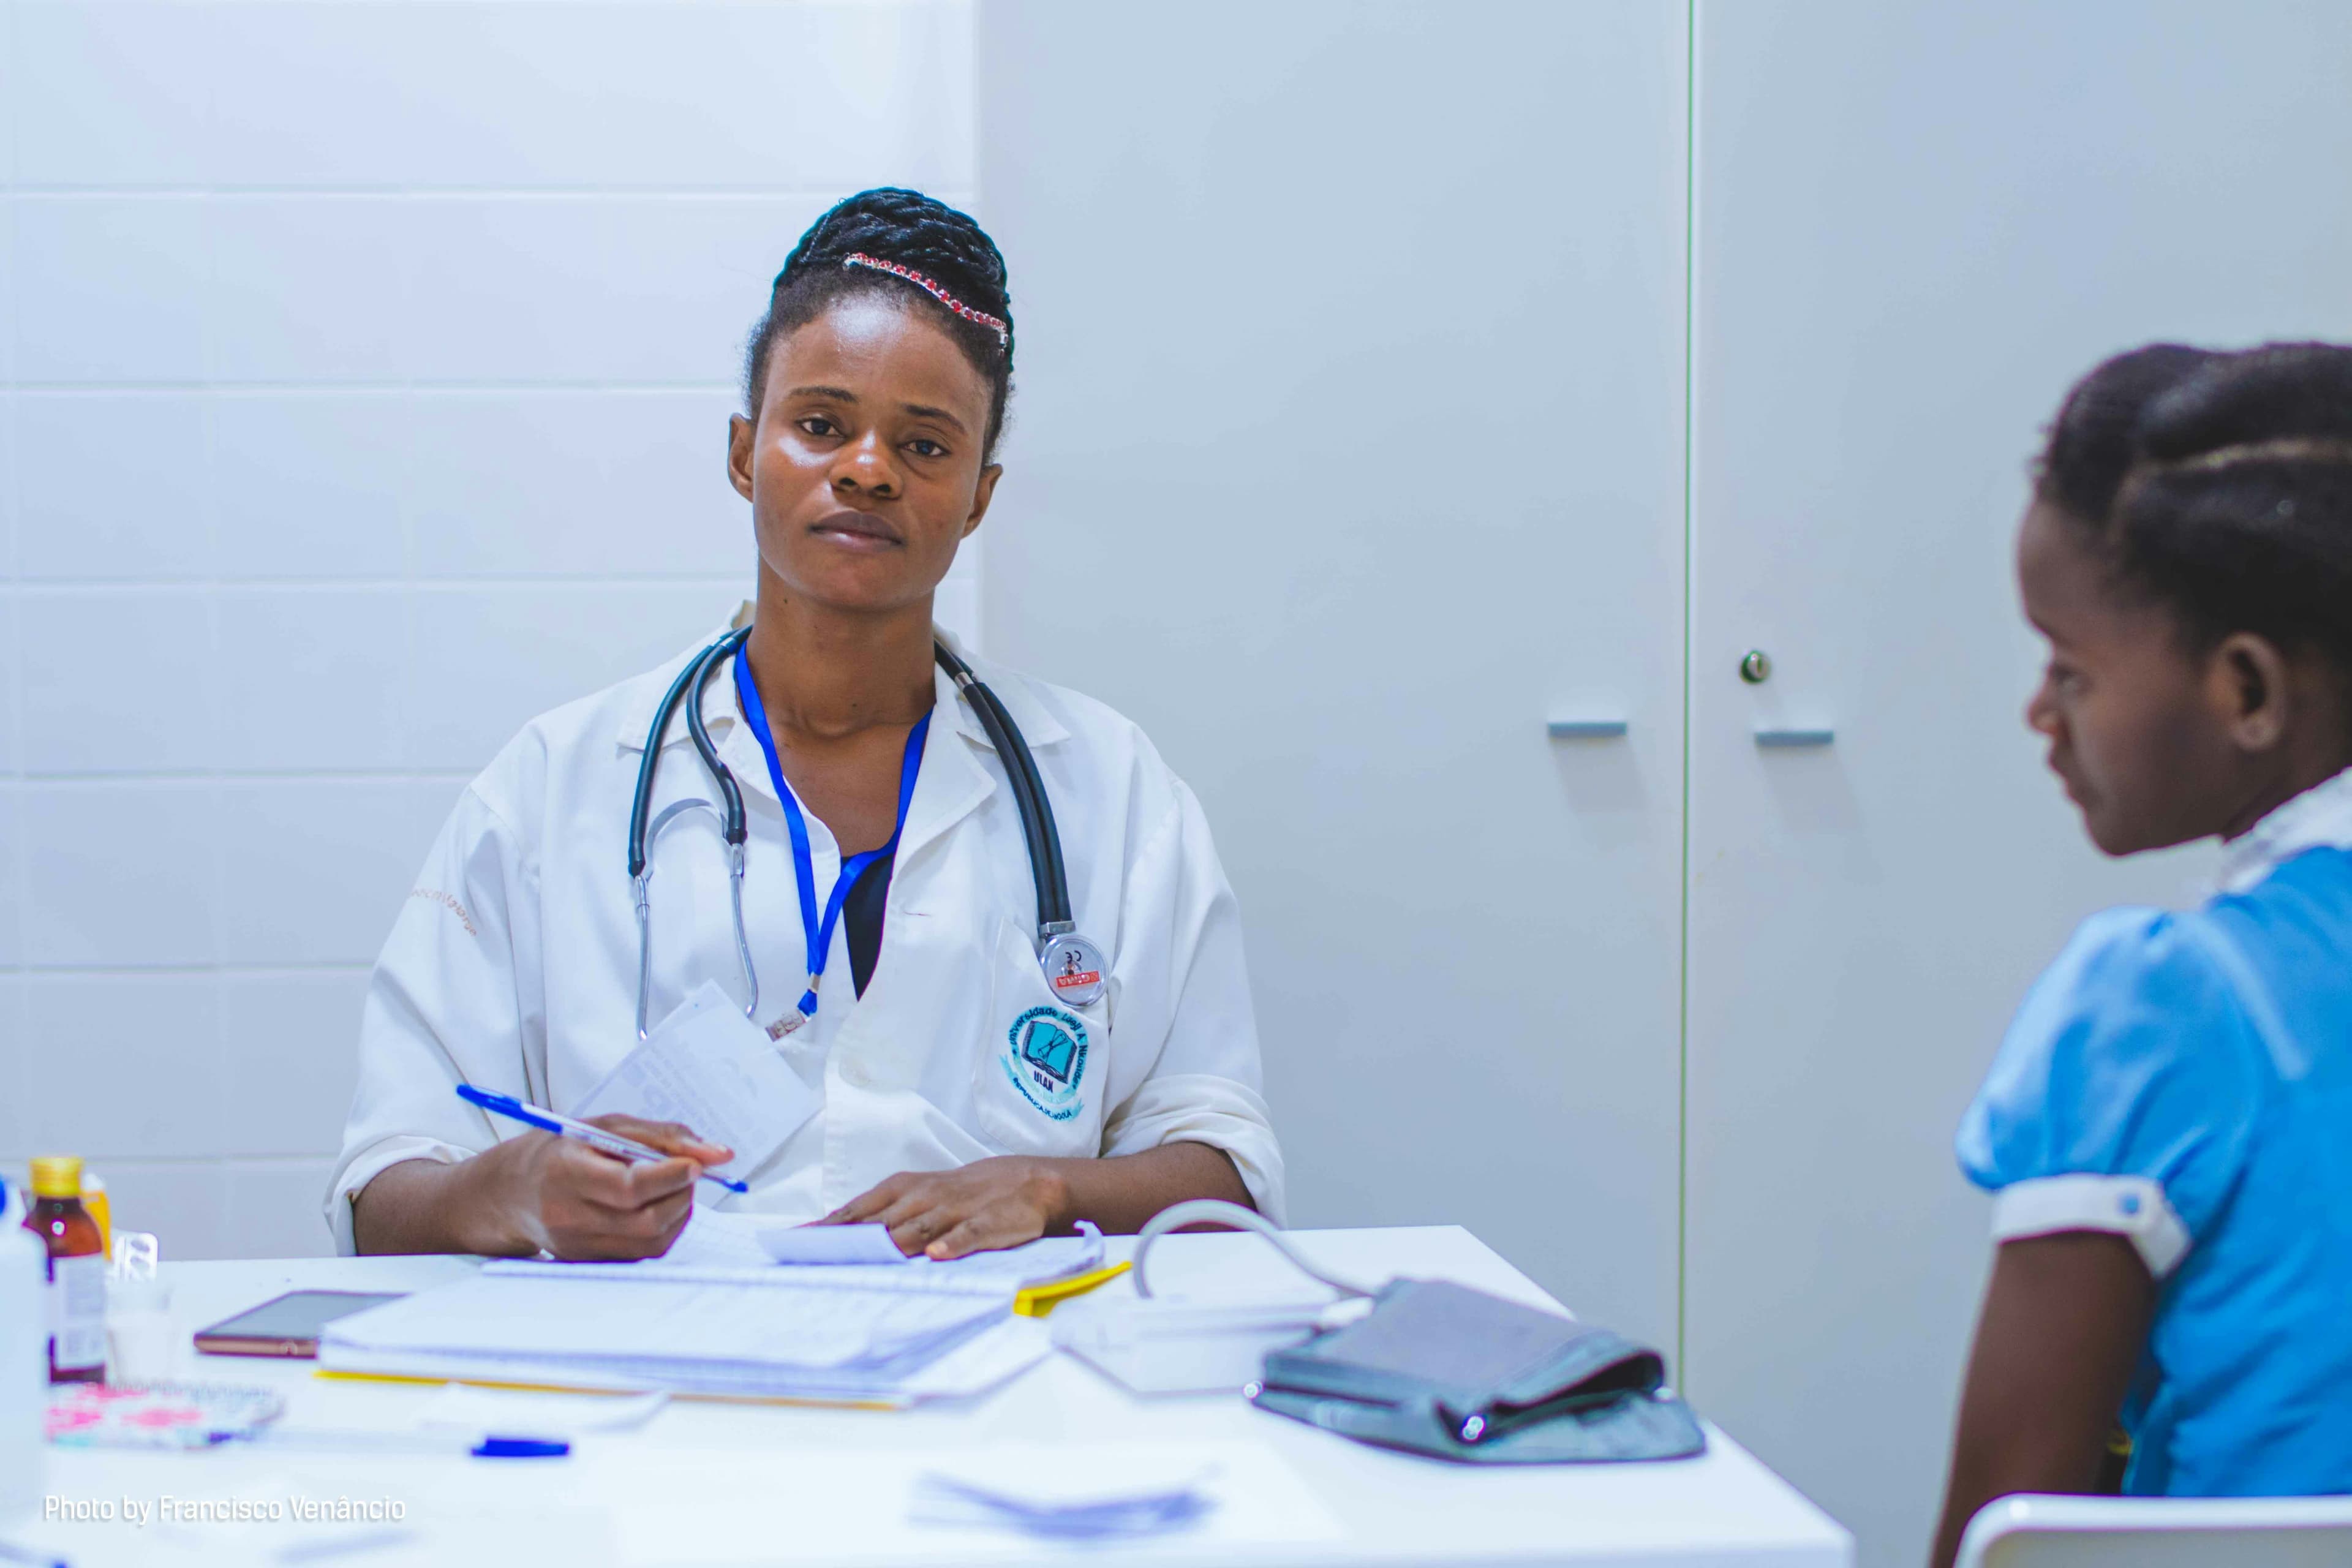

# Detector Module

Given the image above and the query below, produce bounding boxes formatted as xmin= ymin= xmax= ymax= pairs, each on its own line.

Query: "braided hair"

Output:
xmin=2037 ymin=341 xmax=2352 ymax=689
xmin=744 ymin=188 xmax=1014 ymax=458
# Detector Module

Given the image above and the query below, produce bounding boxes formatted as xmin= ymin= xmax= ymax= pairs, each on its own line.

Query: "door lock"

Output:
xmin=1738 ymin=649 xmax=1773 ymax=685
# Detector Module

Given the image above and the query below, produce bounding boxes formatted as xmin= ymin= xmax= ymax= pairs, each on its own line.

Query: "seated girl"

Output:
xmin=1932 ymin=341 xmax=2352 ymax=1566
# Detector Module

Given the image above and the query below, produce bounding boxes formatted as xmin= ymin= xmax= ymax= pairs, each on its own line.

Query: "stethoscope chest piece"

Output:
xmin=1041 ymin=931 xmax=1108 ymax=1008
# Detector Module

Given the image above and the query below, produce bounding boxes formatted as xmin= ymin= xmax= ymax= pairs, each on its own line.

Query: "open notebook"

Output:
xmin=315 ymin=1216 xmax=1099 ymax=1402
xmin=319 ymin=1269 xmax=1009 ymax=1400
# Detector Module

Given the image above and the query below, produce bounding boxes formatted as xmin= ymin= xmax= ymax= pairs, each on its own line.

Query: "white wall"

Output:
xmin=976 ymin=0 xmax=1694 ymax=1349
xmin=0 ymin=0 xmax=978 ymax=1257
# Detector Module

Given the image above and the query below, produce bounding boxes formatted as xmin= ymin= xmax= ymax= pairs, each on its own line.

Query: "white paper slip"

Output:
xmin=661 ymin=1207 xmax=779 ymax=1269
xmin=758 ymin=1223 xmax=906 ymax=1265
xmin=755 ymin=1220 xmax=1108 ymax=1289
xmin=575 ymin=980 xmax=820 ymax=1179
xmin=601 ymin=1210 xmax=1105 ymax=1289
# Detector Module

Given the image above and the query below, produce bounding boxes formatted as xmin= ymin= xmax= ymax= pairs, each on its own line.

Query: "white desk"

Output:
xmin=12 ymin=1226 xmax=1850 ymax=1567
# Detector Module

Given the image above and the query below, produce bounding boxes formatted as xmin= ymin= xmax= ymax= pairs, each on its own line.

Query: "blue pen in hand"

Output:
xmin=456 ymin=1084 xmax=749 ymax=1194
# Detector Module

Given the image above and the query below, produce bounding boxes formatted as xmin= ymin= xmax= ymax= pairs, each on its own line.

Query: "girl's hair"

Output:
xmin=2037 ymin=341 xmax=2352 ymax=679
xmin=742 ymin=187 xmax=1014 ymax=458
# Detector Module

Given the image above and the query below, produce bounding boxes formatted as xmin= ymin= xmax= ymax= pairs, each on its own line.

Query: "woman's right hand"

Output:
xmin=473 ymin=1115 xmax=734 ymax=1261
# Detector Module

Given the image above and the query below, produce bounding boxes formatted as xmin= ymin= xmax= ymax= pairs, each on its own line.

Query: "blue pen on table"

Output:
xmin=251 ymin=1428 xmax=570 ymax=1460
xmin=455 ymin=1085 xmax=748 ymax=1194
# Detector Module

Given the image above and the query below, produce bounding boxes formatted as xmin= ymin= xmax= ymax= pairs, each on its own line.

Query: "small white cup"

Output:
xmin=106 ymin=1275 xmax=176 ymax=1387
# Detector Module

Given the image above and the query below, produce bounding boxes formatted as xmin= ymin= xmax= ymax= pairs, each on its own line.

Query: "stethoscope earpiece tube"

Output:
xmin=628 ymin=653 xmax=712 ymax=880
xmin=934 ymin=644 xmax=1072 ymax=933
xmin=685 ymin=630 xmax=751 ymax=846
xmin=969 ymin=679 xmax=1071 ymax=929
xmin=629 ymin=626 xmax=750 ymax=876
xmin=630 ymin=627 xmax=756 ymax=1038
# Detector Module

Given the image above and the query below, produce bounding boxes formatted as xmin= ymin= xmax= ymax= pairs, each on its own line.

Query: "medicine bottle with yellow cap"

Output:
xmin=21 ymin=1158 xmax=105 ymax=1384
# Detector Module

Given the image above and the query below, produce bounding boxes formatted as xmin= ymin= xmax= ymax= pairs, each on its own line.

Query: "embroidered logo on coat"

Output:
xmin=407 ymin=887 xmax=478 ymax=937
xmin=1003 ymin=1006 xmax=1090 ymax=1121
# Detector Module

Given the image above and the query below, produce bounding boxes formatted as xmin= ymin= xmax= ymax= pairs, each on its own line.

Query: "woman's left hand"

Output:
xmin=824 ymin=1157 xmax=1072 ymax=1258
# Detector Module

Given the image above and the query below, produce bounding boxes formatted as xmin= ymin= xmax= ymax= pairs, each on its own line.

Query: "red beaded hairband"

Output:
xmin=842 ymin=253 xmax=1009 ymax=347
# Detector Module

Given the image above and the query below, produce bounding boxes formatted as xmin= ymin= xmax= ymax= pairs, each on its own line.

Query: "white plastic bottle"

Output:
xmin=0 ymin=1177 xmax=48 ymax=1521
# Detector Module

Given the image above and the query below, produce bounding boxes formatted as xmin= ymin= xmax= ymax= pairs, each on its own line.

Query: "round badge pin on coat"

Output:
xmin=1041 ymin=933 xmax=1107 ymax=1007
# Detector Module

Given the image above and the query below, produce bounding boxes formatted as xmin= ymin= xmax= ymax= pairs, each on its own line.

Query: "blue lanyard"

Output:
xmin=733 ymin=643 xmax=930 ymax=1022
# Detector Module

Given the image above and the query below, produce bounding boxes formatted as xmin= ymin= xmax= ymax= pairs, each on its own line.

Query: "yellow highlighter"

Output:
xmin=1013 ymin=1261 xmax=1131 ymax=1318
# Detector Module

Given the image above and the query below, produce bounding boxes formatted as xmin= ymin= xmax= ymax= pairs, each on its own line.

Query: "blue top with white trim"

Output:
xmin=1957 ymin=771 xmax=2352 ymax=1498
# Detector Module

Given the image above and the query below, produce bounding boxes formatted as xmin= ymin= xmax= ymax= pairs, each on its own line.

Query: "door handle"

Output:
xmin=1754 ymin=727 xmax=1834 ymax=748
xmin=1547 ymin=719 xmax=1629 ymax=739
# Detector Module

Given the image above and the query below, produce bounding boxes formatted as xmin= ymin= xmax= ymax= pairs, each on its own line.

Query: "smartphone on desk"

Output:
xmin=193 ymin=1290 xmax=406 ymax=1357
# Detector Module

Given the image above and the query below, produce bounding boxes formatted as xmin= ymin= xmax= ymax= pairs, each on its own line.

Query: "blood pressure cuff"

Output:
xmin=1246 ymin=1278 xmax=1706 ymax=1464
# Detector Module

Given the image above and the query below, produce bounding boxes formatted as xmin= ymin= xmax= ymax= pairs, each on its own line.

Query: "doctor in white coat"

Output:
xmin=330 ymin=189 xmax=1283 ymax=1261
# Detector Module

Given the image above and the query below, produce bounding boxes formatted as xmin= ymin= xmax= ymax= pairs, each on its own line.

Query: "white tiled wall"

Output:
xmin=2 ymin=0 xmax=980 ymax=1257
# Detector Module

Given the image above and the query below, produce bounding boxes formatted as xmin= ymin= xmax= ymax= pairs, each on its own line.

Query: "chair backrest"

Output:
xmin=1959 ymin=1493 xmax=2352 ymax=1568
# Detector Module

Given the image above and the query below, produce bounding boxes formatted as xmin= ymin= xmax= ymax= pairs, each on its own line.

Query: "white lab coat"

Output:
xmin=327 ymin=624 xmax=1284 ymax=1252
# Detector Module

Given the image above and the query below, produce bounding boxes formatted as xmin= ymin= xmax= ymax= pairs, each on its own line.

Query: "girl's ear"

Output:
xmin=2211 ymin=632 xmax=2293 ymax=754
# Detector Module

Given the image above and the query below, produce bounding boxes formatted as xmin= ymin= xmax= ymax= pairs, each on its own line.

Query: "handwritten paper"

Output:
xmin=575 ymin=981 xmax=820 ymax=1179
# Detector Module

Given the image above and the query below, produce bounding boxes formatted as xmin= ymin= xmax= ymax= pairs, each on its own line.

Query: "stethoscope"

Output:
xmin=625 ymin=627 xmax=1108 ymax=1042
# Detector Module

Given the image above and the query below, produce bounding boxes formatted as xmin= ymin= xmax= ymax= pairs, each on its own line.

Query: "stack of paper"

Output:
xmin=318 ymin=1267 xmax=1010 ymax=1400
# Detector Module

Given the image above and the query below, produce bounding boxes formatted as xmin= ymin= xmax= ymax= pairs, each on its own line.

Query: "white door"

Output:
xmin=976 ymin=0 xmax=1692 ymax=1344
xmin=1685 ymin=4 xmax=2352 ymax=1564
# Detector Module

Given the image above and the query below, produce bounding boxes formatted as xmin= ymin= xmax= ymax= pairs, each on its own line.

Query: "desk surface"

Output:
xmin=13 ymin=1226 xmax=1851 ymax=1568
